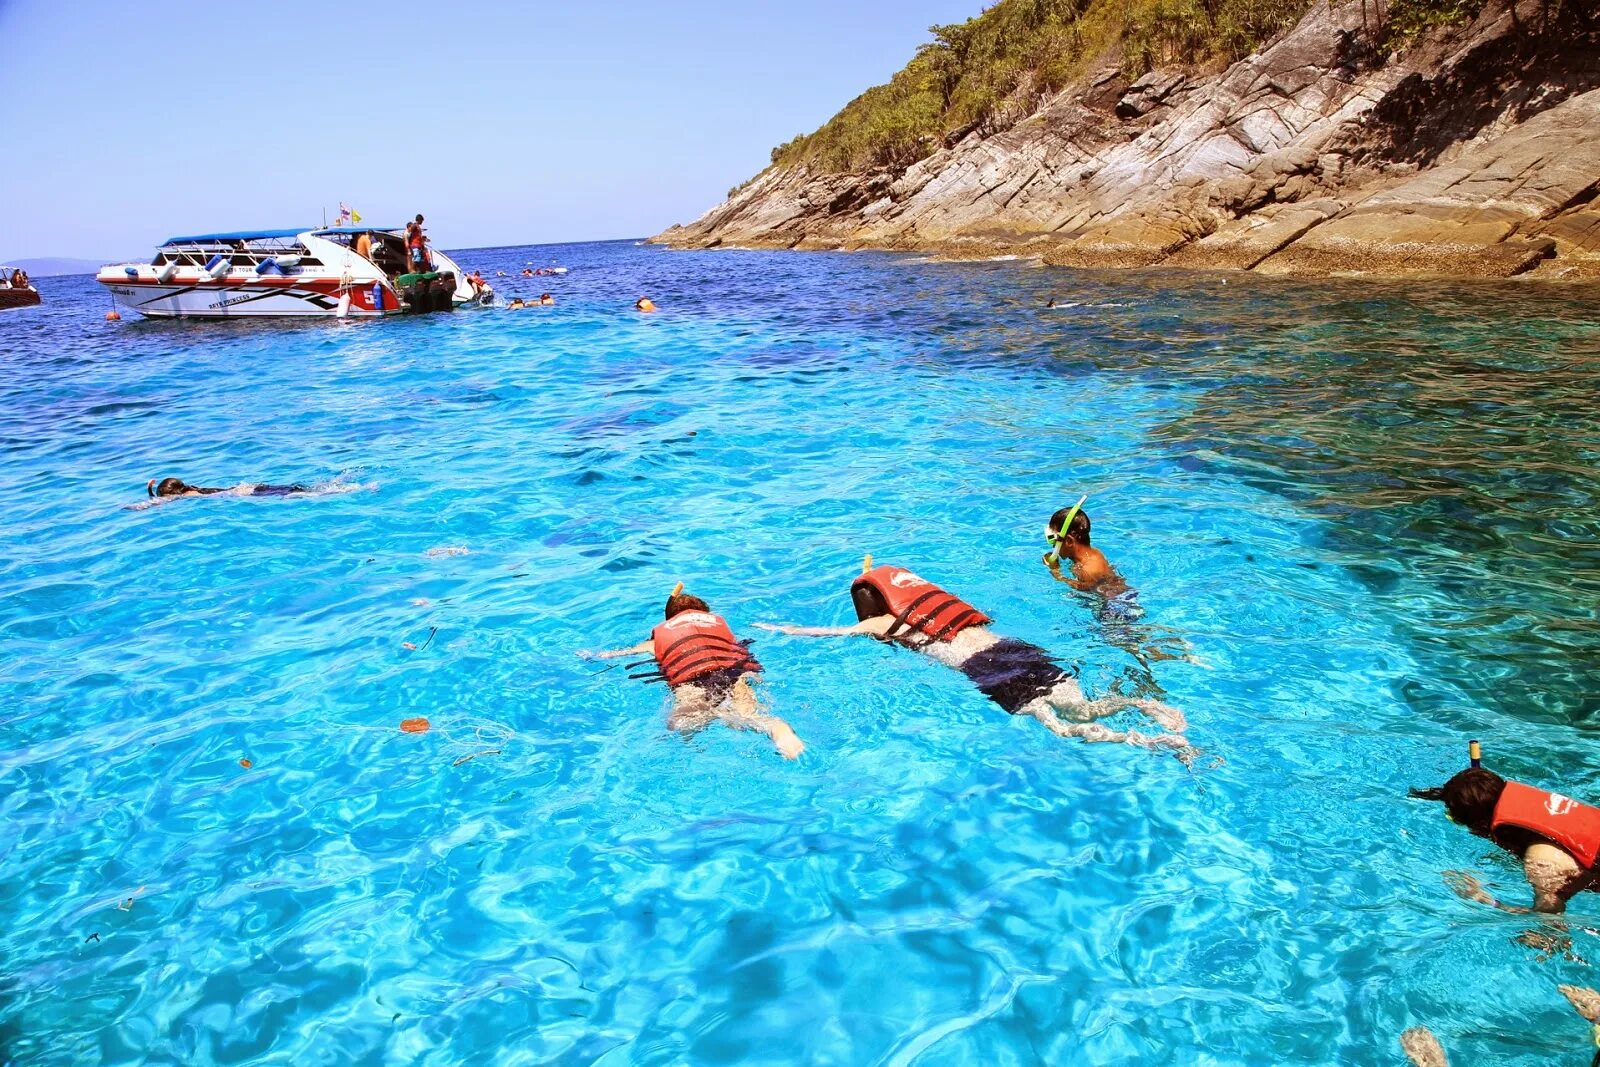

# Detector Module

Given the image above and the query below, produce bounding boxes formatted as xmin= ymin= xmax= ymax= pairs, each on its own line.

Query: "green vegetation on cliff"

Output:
xmin=768 ymin=0 xmax=1493 ymax=175
xmin=771 ymin=0 xmax=1314 ymax=173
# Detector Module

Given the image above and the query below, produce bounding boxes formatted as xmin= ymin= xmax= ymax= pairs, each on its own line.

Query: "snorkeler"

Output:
xmin=756 ymin=559 xmax=1187 ymax=750
xmin=635 ymin=297 xmax=656 ymax=313
xmin=1043 ymin=496 xmax=1124 ymax=594
xmin=143 ymin=476 xmax=310 ymax=502
xmin=1043 ymin=496 xmax=1195 ymax=671
xmin=1411 ymin=743 xmax=1600 ymax=913
xmin=583 ymin=585 xmax=805 ymax=760
xmin=539 ymin=292 xmax=555 ymax=306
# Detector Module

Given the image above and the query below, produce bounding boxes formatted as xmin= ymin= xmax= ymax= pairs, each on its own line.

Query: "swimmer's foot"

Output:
xmin=1123 ymin=730 xmax=1191 ymax=754
xmin=773 ymin=726 xmax=805 ymax=761
xmin=1133 ymin=698 xmax=1187 ymax=734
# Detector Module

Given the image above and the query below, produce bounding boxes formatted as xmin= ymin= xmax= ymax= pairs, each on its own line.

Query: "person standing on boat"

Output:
xmin=406 ymin=215 xmax=430 ymax=273
xmin=582 ymin=585 xmax=805 ymax=759
xmin=756 ymin=559 xmax=1188 ymax=751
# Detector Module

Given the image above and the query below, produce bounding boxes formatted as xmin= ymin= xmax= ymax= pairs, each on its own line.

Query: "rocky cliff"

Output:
xmin=656 ymin=0 xmax=1600 ymax=280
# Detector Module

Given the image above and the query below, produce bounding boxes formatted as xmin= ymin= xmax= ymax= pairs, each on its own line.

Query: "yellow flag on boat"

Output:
xmin=351 ymin=209 xmax=362 ymax=223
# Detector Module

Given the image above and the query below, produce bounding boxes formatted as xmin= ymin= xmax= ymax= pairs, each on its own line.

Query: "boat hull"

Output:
xmin=0 ymin=288 xmax=41 ymax=309
xmin=99 ymin=276 xmax=396 ymax=319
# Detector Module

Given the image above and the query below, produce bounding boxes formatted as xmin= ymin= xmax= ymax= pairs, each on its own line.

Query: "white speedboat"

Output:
xmin=96 ymin=226 xmax=489 ymax=319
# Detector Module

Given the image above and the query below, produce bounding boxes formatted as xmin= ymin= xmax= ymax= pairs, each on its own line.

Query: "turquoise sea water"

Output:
xmin=2 ymin=241 xmax=1599 ymax=1065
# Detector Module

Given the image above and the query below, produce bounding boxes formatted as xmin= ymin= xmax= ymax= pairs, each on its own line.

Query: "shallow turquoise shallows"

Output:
xmin=4 ymin=242 xmax=1600 ymax=1065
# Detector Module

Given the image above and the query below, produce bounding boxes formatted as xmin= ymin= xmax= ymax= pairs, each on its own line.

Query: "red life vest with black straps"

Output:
xmin=650 ymin=611 xmax=759 ymax=687
xmin=850 ymin=565 xmax=991 ymax=644
xmin=1491 ymin=781 xmax=1600 ymax=868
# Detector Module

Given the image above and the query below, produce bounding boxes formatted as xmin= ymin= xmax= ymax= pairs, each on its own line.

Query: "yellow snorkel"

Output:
xmin=1469 ymin=739 xmax=1481 ymax=769
xmin=862 ymin=554 xmax=873 ymax=575
xmin=1046 ymin=495 xmax=1088 ymax=564
xmin=670 ymin=581 xmax=684 ymax=597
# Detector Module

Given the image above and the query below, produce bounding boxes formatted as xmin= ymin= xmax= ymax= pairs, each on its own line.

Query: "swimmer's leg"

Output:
xmin=666 ymin=685 xmax=716 ymax=736
xmin=1019 ymin=698 xmax=1187 ymax=750
xmin=1040 ymin=676 xmax=1188 ymax=735
xmin=718 ymin=675 xmax=805 ymax=760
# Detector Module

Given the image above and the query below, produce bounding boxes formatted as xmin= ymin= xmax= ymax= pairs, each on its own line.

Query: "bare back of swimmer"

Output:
xmin=757 ymin=562 xmax=1188 ymax=751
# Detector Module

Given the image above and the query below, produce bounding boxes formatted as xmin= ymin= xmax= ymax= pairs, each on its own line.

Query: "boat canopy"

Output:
xmin=312 ymin=226 xmax=404 ymax=236
xmin=161 ymin=228 xmax=308 ymax=245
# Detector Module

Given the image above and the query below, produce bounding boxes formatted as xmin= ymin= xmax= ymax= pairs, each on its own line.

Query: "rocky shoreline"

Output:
xmin=655 ymin=1 xmax=1600 ymax=281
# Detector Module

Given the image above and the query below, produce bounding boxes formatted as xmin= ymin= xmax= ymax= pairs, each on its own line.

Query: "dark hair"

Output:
xmin=540 ymin=292 xmax=551 ymax=300
xmin=664 ymin=591 xmax=709 ymax=620
xmin=415 ymin=214 xmax=425 ymax=224
xmin=851 ymin=579 xmax=887 ymax=622
xmin=1049 ymin=505 xmax=1092 ymax=546
xmin=1412 ymin=768 xmax=1506 ymax=836
xmin=154 ymin=477 xmax=190 ymax=497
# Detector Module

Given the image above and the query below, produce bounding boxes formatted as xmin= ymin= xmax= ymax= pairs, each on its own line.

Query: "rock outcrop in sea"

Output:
xmin=656 ymin=0 xmax=1600 ymax=280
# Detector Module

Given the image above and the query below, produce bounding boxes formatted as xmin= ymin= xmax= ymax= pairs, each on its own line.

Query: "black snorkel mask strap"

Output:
xmin=147 ymin=479 xmax=157 ymax=499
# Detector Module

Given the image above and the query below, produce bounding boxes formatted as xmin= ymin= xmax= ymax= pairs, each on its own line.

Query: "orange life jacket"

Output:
xmin=1491 ymin=781 xmax=1600 ymax=868
xmin=850 ymin=565 xmax=991 ymax=644
xmin=650 ymin=611 xmax=759 ymax=687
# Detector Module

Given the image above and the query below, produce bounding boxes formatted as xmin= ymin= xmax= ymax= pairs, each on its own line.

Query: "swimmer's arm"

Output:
xmin=579 ymin=639 xmax=653 ymax=660
xmin=754 ymin=616 xmax=893 ymax=638
xmin=719 ymin=707 xmax=805 ymax=760
xmin=1041 ymin=551 xmax=1096 ymax=591
xmin=1444 ymin=860 xmax=1576 ymax=915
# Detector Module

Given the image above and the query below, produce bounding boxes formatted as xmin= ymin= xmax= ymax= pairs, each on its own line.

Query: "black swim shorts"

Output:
xmin=959 ymin=639 xmax=1074 ymax=714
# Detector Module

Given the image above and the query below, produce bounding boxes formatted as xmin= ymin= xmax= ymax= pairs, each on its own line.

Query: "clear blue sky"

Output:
xmin=0 ymin=0 xmax=981 ymax=260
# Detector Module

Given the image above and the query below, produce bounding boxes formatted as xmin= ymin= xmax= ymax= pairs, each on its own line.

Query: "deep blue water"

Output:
xmin=2 ymin=240 xmax=1599 ymax=1065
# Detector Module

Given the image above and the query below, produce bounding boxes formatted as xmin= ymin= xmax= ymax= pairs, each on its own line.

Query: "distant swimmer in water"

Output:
xmin=634 ymin=297 xmax=656 ymax=313
xmin=583 ymin=585 xmax=805 ymax=759
xmin=1043 ymin=496 xmax=1194 ymax=670
xmin=1411 ymin=744 xmax=1600 ymax=914
xmin=521 ymin=268 xmax=535 ymax=277
xmin=506 ymin=298 xmax=526 ymax=309
xmin=539 ymin=292 xmax=555 ymax=306
xmin=756 ymin=559 xmax=1188 ymax=750
xmin=134 ymin=476 xmax=311 ymax=507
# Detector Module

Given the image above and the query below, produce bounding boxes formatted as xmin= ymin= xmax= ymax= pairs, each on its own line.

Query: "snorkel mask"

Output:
xmin=1045 ymin=495 xmax=1088 ymax=564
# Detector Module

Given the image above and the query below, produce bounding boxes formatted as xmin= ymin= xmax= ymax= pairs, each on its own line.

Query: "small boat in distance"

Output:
xmin=0 ymin=266 xmax=42 ymax=309
xmin=96 ymin=226 xmax=489 ymax=319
